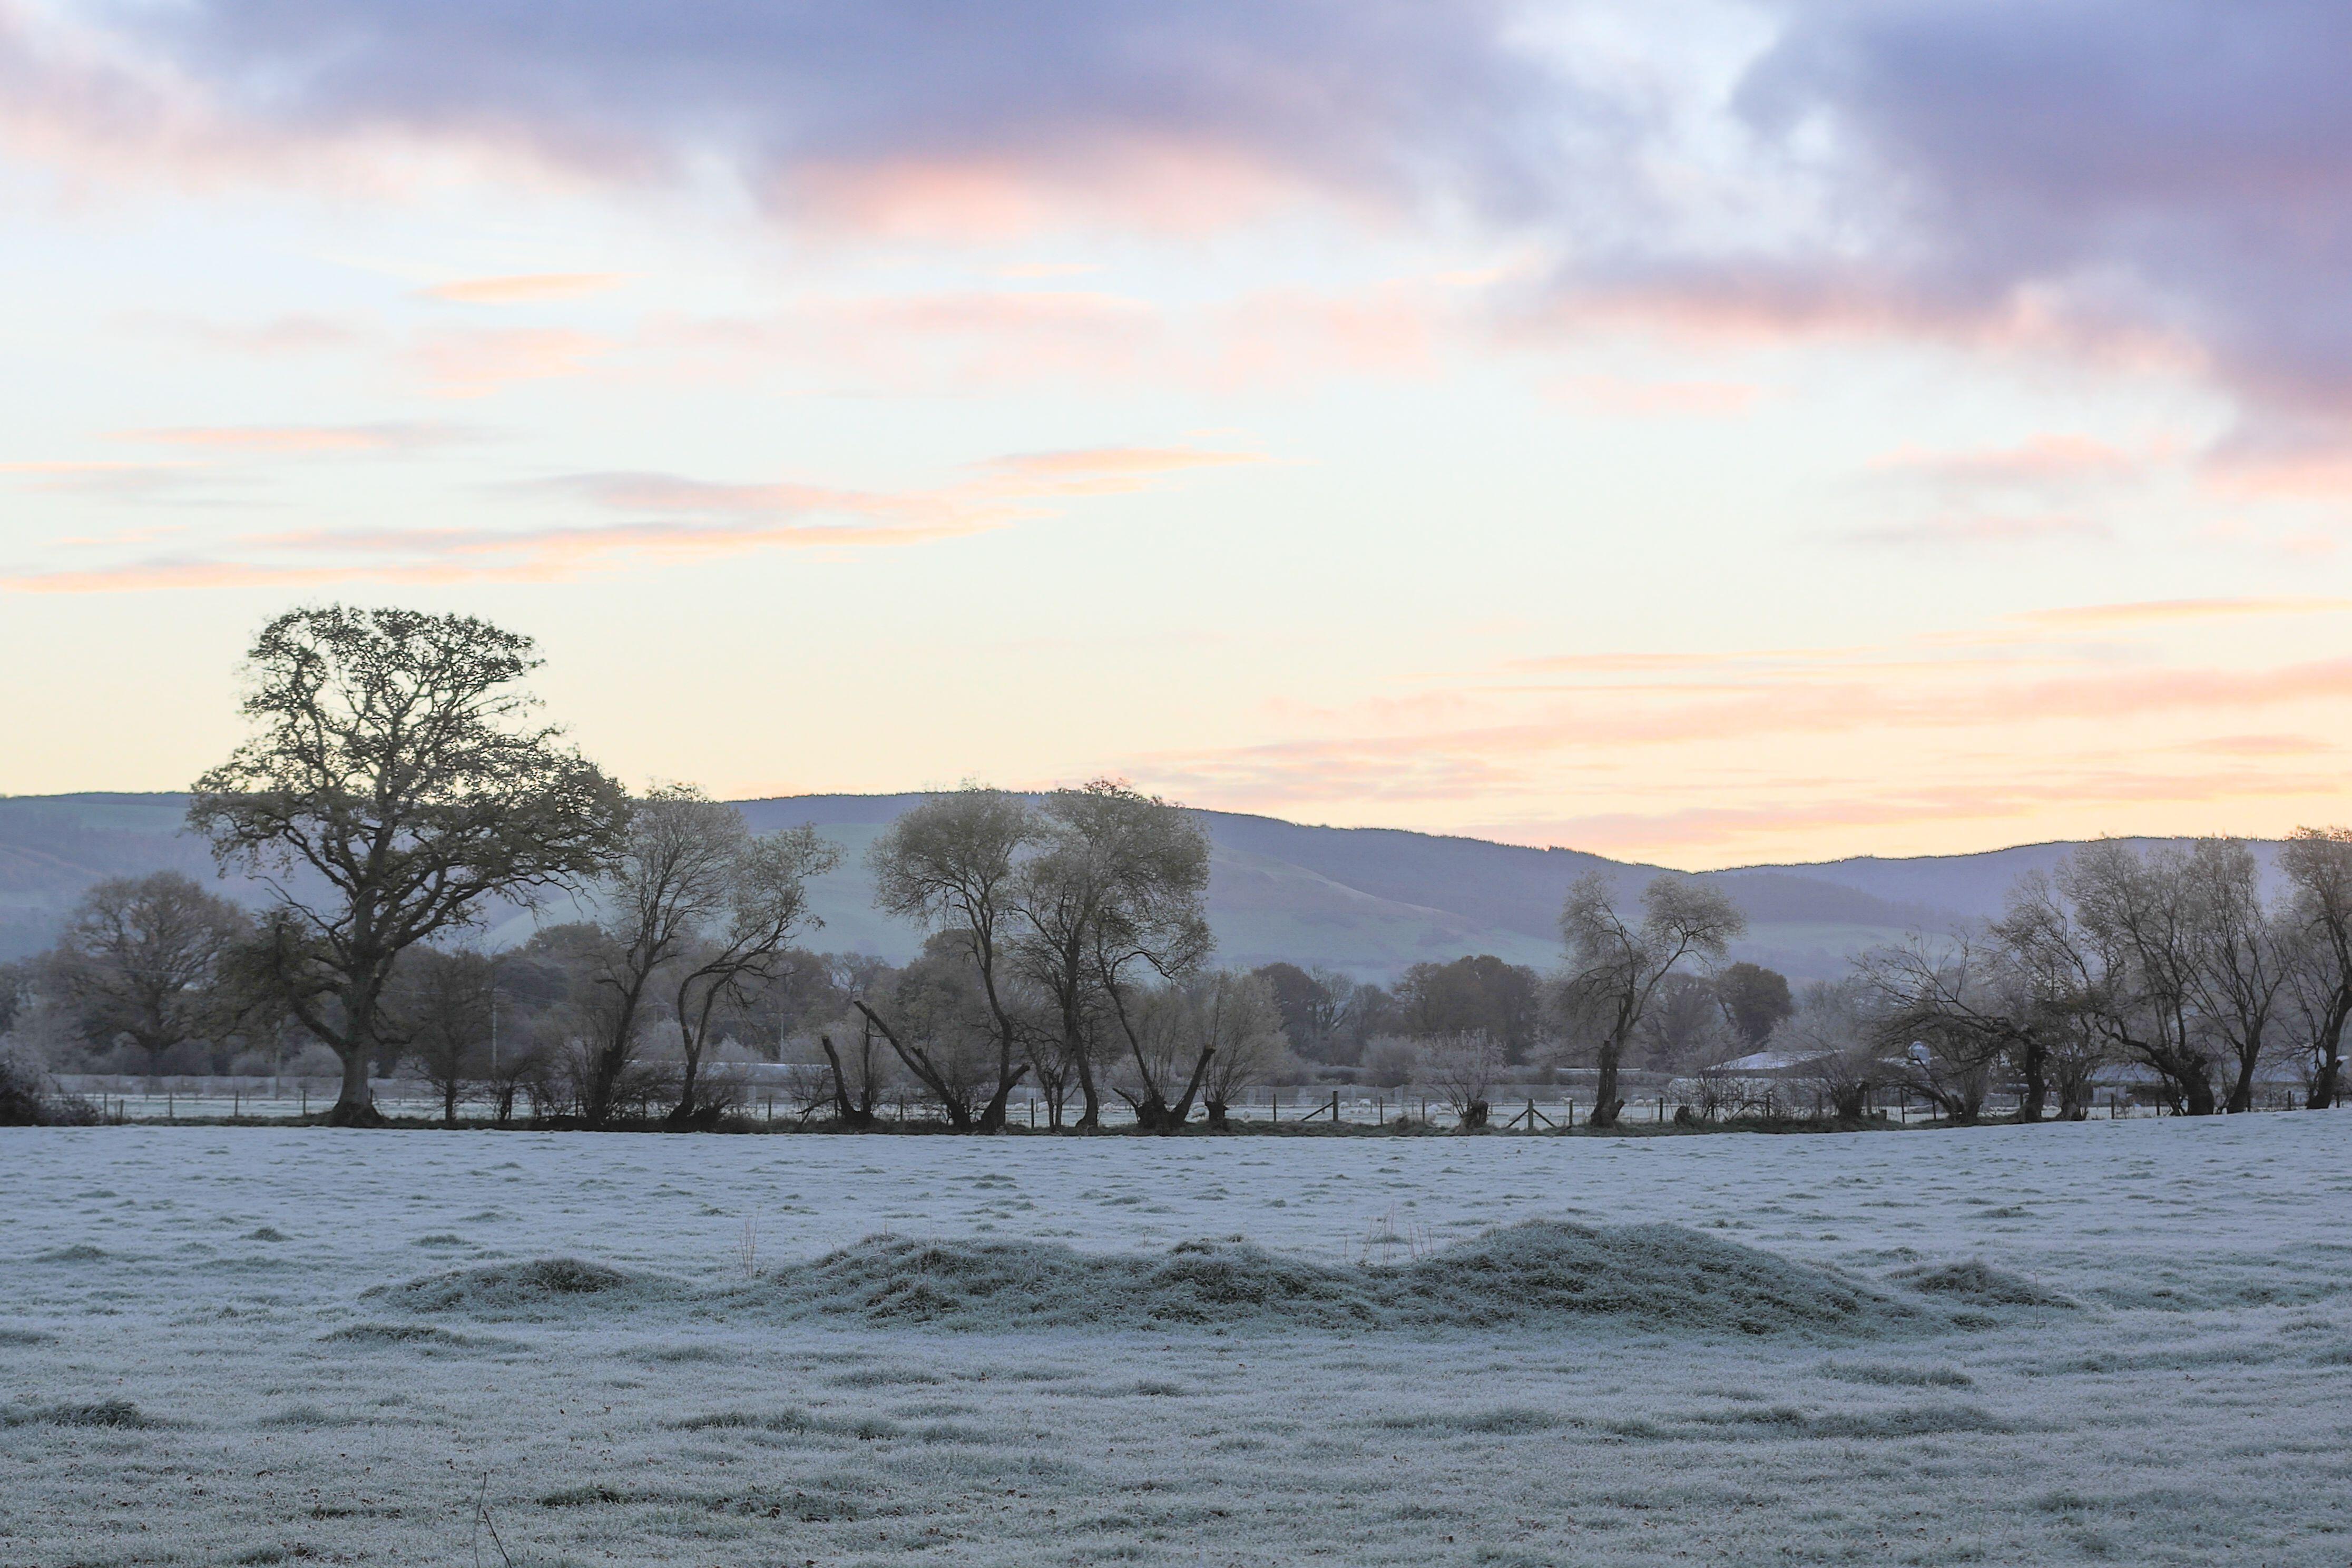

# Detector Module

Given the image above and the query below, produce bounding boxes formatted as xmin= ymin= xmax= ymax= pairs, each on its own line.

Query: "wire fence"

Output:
xmin=49 ymin=1074 xmax=2339 ymax=1129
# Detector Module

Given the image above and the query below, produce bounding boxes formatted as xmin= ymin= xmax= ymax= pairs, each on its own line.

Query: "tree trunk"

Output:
xmin=2309 ymin=993 xmax=2349 ymax=1110
xmin=1458 ymin=1099 xmax=1489 ymax=1129
xmin=2224 ymin=1051 xmax=2258 ymax=1114
xmin=819 ymin=1034 xmax=878 ymax=1131
xmin=324 ymin=1045 xmax=383 ymax=1126
xmin=2016 ymin=1033 xmax=2047 ymax=1123
xmin=1161 ymin=1046 xmax=1214 ymax=1132
xmin=1589 ymin=1040 xmax=1623 ymax=1128
xmin=1204 ymin=1097 xmax=1230 ymax=1131
xmin=975 ymin=1061 xmax=1027 ymax=1133
xmin=443 ymin=1079 xmax=459 ymax=1128
xmin=1831 ymin=1083 xmax=1868 ymax=1120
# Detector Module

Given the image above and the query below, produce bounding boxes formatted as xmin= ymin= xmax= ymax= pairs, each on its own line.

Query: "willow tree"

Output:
xmin=867 ymin=788 xmax=1038 ymax=1130
xmin=189 ymin=606 xmax=626 ymax=1125
xmin=1013 ymin=781 xmax=1211 ymax=1129
xmin=1560 ymin=871 xmax=1746 ymax=1128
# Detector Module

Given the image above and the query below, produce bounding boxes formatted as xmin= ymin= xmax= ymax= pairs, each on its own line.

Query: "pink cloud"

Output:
xmin=1870 ymin=434 xmax=2143 ymax=489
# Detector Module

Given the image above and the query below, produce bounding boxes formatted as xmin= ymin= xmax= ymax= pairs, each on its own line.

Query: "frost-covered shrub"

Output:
xmin=0 ymin=1036 xmax=99 ymax=1126
xmin=1362 ymin=1037 xmax=1421 ymax=1089
xmin=0 ymin=1039 xmax=42 ymax=1125
xmin=286 ymin=1041 xmax=342 ymax=1078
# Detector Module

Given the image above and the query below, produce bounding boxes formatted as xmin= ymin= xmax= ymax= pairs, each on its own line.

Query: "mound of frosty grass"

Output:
xmin=758 ymin=1220 xmax=1905 ymax=1336
xmin=379 ymin=1221 xmax=1925 ymax=1338
xmin=1892 ymin=1260 xmax=2077 ymax=1309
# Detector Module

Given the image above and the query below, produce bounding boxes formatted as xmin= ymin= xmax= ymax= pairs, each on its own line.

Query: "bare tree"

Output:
xmin=1193 ymin=970 xmax=1286 ymax=1130
xmin=1424 ymin=1031 xmax=1503 ymax=1129
xmin=1774 ymin=979 xmax=1883 ymax=1120
xmin=1856 ymin=935 xmax=2032 ymax=1122
xmin=2181 ymin=838 xmax=2290 ymax=1114
xmin=868 ymin=788 xmax=1037 ymax=1130
xmin=391 ymin=946 xmax=494 ymax=1125
xmin=1987 ymin=900 xmax=2106 ymax=1120
xmin=188 ymin=606 xmax=626 ymax=1124
xmin=668 ymin=824 xmax=836 ymax=1124
xmin=47 ymin=872 xmax=249 ymax=1072
xmin=814 ymin=1012 xmax=897 ymax=1129
xmin=1631 ymin=970 xmax=1737 ymax=1074
xmin=1011 ymin=781 xmax=1212 ymax=1129
xmin=576 ymin=786 xmax=739 ymax=1124
xmin=2277 ymin=827 xmax=2352 ymax=1109
xmin=2058 ymin=843 xmax=2219 ymax=1114
xmin=1559 ymin=872 xmax=1746 ymax=1128
xmin=852 ymin=937 xmax=1005 ymax=1128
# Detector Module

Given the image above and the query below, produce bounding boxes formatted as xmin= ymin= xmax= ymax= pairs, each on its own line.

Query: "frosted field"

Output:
xmin=4 ymin=1116 xmax=2350 ymax=1566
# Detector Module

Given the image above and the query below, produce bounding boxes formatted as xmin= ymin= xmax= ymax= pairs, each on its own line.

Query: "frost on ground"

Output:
xmin=3 ymin=1116 xmax=2350 ymax=1566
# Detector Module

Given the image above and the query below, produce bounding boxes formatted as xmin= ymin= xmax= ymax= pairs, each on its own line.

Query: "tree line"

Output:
xmin=0 ymin=604 xmax=2344 ymax=1130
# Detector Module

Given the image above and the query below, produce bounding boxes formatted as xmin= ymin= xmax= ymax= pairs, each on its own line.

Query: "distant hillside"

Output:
xmin=0 ymin=791 xmax=2282 ymax=982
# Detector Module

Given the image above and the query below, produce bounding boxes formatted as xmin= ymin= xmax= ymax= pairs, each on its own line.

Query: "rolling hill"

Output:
xmin=0 ymin=791 xmax=2282 ymax=981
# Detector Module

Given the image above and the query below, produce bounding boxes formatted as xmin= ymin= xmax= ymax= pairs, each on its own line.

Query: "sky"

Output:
xmin=5 ymin=0 xmax=2351 ymax=868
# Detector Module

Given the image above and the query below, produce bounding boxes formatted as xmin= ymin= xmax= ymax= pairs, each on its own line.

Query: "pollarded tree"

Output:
xmin=1012 ymin=781 xmax=1212 ymax=1129
xmin=1559 ymin=871 xmax=1746 ymax=1128
xmin=1424 ymin=1030 xmax=1503 ymax=1129
xmin=189 ymin=607 xmax=628 ymax=1125
xmin=47 ymin=871 xmax=250 ymax=1072
xmin=868 ymin=788 xmax=1038 ymax=1130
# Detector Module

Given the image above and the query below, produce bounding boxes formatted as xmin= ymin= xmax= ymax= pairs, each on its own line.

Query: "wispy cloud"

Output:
xmin=2 ymin=445 xmax=1264 ymax=593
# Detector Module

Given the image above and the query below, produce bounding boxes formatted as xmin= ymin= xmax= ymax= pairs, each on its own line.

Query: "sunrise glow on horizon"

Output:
xmin=6 ymin=2 xmax=2351 ymax=867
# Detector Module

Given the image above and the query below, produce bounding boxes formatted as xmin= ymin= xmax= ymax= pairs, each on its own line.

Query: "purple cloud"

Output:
xmin=93 ymin=0 xmax=1585 ymax=222
xmin=1732 ymin=1 xmax=2352 ymax=427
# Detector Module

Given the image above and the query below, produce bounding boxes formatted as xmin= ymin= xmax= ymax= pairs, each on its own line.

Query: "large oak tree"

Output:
xmin=188 ymin=606 xmax=627 ymax=1125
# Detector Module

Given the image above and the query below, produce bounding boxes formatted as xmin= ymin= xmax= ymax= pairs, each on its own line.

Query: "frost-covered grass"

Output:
xmin=3 ymin=1114 xmax=2350 ymax=1564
